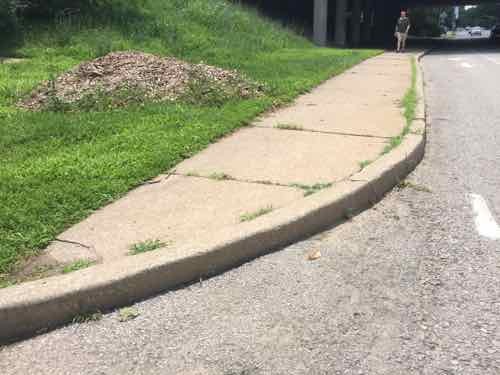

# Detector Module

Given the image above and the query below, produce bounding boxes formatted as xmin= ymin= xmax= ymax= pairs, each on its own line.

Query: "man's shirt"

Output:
xmin=396 ymin=17 xmax=410 ymax=33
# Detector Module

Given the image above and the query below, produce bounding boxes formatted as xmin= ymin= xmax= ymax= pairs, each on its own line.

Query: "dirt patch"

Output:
xmin=19 ymin=51 xmax=263 ymax=111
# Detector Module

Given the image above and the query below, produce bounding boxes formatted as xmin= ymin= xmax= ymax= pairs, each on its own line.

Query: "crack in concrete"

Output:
xmin=251 ymin=125 xmax=392 ymax=140
xmin=174 ymin=172 xmax=336 ymax=196
xmin=140 ymin=169 xmax=177 ymax=186
xmin=54 ymin=239 xmax=92 ymax=249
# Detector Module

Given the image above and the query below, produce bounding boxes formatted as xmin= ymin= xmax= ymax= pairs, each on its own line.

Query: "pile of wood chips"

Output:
xmin=20 ymin=51 xmax=262 ymax=110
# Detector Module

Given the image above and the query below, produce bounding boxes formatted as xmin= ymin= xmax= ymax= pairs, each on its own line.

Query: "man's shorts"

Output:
xmin=396 ymin=32 xmax=408 ymax=43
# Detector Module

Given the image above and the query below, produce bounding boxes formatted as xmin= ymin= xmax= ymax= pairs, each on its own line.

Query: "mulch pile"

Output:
xmin=20 ymin=51 xmax=262 ymax=110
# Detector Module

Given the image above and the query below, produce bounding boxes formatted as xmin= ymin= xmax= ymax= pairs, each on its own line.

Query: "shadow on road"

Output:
xmin=408 ymin=37 xmax=500 ymax=56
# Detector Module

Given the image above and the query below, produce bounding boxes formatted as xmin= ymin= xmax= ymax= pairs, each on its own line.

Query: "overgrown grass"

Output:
xmin=0 ymin=0 xmax=380 ymax=278
xmin=382 ymin=56 xmax=418 ymax=155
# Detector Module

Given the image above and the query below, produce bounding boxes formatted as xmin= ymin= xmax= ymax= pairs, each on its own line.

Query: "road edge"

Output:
xmin=0 ymin=52 xmax=429 ymax=344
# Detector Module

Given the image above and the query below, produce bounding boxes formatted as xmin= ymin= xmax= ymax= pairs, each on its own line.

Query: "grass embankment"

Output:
xmin=0 ymin=0 xmax=379 ymax=280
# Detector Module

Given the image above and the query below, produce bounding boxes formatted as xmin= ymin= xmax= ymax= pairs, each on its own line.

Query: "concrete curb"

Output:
xmin=0 ymin=52 xmax=429 ymax=344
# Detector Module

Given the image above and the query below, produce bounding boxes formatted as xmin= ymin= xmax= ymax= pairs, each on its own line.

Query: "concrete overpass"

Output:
xmin=313 ymin=0 xmax=500 ymax=46
xmin=241 ymin=0 xmax=500 ymax=46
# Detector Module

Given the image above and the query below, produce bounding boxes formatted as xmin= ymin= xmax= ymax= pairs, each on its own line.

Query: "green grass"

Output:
xmin=61 ymin=259 xmax=96 ymax=274
xmin=118 ymin=306 xmax=140 ymax=322
xmin=240 ymin=206 xmax=274 ymax=222
xmin=72 ymin=311 xmax=103 ymax=324
xmin=129 ymin=239 xmax=166 ymax=255
xmin=0 ymin=0 xmax=380 ymax=278
xmin=382 ymin=56 xmax=418 ymax=155
xmin=358 ymin=160 xmax=372 ymax=170
xmin=290 ymin=183 xmax=333 ymax=197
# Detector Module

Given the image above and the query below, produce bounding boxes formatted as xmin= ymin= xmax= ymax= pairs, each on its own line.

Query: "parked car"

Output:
xmin=491 ymin=25 xmax=500 ymax=42
xmin=470 ymin=27 xmax=483 ymax=36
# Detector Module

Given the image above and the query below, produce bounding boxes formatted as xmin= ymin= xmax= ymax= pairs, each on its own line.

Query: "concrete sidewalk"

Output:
xmin=0 ymin=51 xmax=425 ymax=342
xmin=31 ymin=52 xmax=412 ymax=269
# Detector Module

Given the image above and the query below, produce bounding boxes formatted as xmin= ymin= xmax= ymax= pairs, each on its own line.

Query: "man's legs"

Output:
xmin=401 ymin=33 xmax=407 ymax=51
xmin=396 ymin=32 xmax=402 ymax=51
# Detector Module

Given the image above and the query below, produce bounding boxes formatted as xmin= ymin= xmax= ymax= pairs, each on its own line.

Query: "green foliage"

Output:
xmin=0 ymin=0 xmax=380 ymax=277
xmin=409 ymin=7 xmax=451 ymax=37
xmin=459 ymin=4 xmax=499 ymax=28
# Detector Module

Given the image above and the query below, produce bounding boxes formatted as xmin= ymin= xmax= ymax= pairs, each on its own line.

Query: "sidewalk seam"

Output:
xmin=251 ymin=125 xmax=393 ymax=140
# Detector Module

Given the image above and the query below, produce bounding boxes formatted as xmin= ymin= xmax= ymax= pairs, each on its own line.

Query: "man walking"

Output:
xmin=395 ymin=10 xmax=411 ymax=52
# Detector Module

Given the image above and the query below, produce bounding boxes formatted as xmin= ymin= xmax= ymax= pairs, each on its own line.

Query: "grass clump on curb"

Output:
xmin=62 ymin=259 xmax=96 ymax=274
xmin=0 ymin=0 xmax=380 ymax=280
xmin=382 ymin=57 xmax=418 ymax=155
xmin=397 ymin=180 xmax=432 ymax=193
xmin=129 ymin=239 xmax=166 ymax=255
xmin=72 ymin=311 xmax=103 ymax=324
xmin=359 ymin=160 xmax=372 ymax=170
xmin=291 ymin=183 xmax=333 ymax=197
xmin=240 ymin=206 xmax=274 ymax=222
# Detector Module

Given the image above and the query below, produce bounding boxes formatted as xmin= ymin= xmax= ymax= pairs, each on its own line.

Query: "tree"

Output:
xmin=0 ymin=1 xmax=15 ymax=30
xmin=409 ymin=6 xmax=455 ymax=37
xmin=458 ymin=4 xmax=500 ymax=28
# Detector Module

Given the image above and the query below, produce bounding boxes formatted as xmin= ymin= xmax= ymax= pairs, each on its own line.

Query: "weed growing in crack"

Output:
xmin=209 ymin=172 xmax=233 ymax=181
xmin=240 ymin=206 xmax=274 ymax=222
xmin=291 ymin=183 xmax=332 ymax=197
xmin=62 ymin=259 xmax=96 ymax=274
xmin=129 ymin=239 xmax=167 ymax=255
xmin=275 ymin=123 xmax=303 ymax=131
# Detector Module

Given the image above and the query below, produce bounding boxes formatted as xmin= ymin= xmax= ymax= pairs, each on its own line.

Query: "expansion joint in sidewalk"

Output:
xmin=251 ymin=125 xmax=391 ymax=140
xmin=173 ymin=172 xmax=291 ymax=189
xmin=54 ymin=238 xmax=92 ymax=249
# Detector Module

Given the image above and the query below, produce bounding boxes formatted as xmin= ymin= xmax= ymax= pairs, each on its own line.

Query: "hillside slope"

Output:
xmin=0 ymin=0 xmax=379 ymax=282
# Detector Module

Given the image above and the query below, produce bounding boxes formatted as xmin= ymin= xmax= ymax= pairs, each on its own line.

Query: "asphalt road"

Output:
xmin=1 ymin=47 xmax=500 ymax=374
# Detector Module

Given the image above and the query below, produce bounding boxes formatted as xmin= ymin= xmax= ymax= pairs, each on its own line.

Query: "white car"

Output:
xmin=470 ymin=27 xmax=483 ymax=36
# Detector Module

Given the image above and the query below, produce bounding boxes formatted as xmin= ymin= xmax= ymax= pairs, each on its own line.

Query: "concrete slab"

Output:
xmin=176 ymin=127 xmax=386 ymax=185
xmin=254 ymin=55 xmax=410 ymax=138
xmin=256 ymin=103 xmax=404 ymax=138
xmin=50 ymin=175 xmax=304 ymax=262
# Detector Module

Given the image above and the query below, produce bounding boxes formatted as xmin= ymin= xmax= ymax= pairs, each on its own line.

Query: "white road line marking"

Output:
xmin=460 ymin=62 xmax=474 ymax=69
xmin=448 ymin=57 xmax=463 ymax=61
xmin=470 ymin=193 xmax=500 ymax=240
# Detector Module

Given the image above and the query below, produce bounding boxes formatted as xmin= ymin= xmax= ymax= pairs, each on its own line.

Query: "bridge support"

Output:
xmin=335 ymin=0 xmax=347 ymax=46
xmin=351 ymin=0 xmax=362 ymax=46
xmin=313 ymin=0 xmax=329 ymax=46
xmin=362 ymin=0 xmax=374 ymax=43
